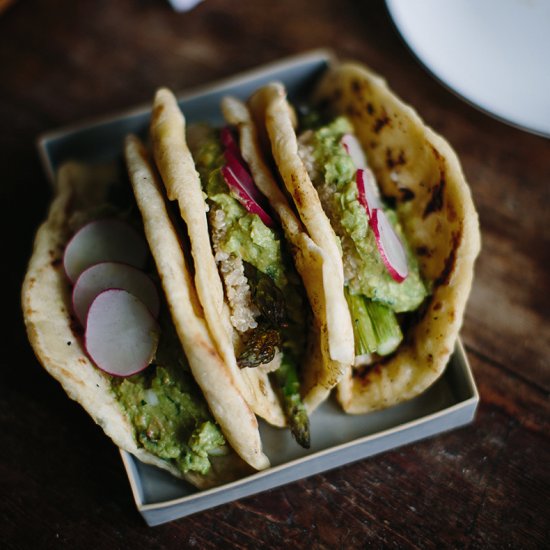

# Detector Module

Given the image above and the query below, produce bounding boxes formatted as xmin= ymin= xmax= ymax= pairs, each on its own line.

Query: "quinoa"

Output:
xmin=297 ymin=130 xmax=319 ymax=182
xmin=210 ymin=206 xmax=282 ymax=372
xmin=316 ymin=181 xmax=364 ymax=292
xmin=210 ymin=206 xmax=259 ymax=333
xmin=297 ymin=132 xmax=364 ymax=291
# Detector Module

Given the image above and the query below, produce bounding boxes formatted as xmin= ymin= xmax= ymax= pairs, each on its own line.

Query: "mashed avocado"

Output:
xmin=307 ymin=117 xmax=427 ymax=313
xmin=193 ymin=130 xmax=287 ymax=289
xmin=111 ymin=311 xmax=226 ymax=475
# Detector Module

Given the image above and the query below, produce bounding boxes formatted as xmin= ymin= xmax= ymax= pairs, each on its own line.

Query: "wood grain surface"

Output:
xmin=2 ymin=0 xmax=548 ymax=548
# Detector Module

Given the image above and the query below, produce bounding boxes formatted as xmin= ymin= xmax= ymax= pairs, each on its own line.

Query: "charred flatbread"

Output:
xmin=257 ymin=61 xmax=481 ymax=413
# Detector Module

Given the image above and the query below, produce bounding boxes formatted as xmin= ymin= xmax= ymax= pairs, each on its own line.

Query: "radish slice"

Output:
xmin=370 ymin=208 xmax=408 ymax=282
xmin=72 ymin=262 xmax=160 ymax=326
xmin=220 ymin=126 xmax=241 ymax=158
xmin=222 ymin=151 xmax=275 ymax=227
xmin=223 ymin=149 xmax=266 ymax=205
xmin=356 ymin=168 xmax=382 ymax=219
xmin=341 ymin=133 xmax=367 ymax=169
xmin=64 ymin=219 xmax=148 ymax=283
xmin=85 ymin=289 xmax=159 ymax=377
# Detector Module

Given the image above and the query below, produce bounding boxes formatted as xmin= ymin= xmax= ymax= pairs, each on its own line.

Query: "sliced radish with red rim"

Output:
xmin=72 ymin=262 xmax=160 ymax=326
xmin=370 ymin=208 xmax=408 ymax=283
xmin=354 ymin=162 xmax=408 ymax=282
xmin=341 ymin=133 xmax=367 ymax=169
xmin=220 ymin=126 xmax=241 ymax=158
xmin=222 ymin=150 xmax=275 ymax=227
xmin=356 ymin=168 xmax=382 ymax=219
xmin=85 ymin=289 xmax=159 ymax=378
xmin=64 ymin=219 xmax=148 ymax=283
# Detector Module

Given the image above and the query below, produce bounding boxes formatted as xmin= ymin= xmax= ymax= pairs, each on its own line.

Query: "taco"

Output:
xmin=21 ymin=151 xmax=269 ymax=489
xmin=253 ymin=61 xmax=481 ymax=414
xmin=221 ymin=95 xmax=355 ymax=413
xmin=149 ymin=88 xmax=352 ymax=446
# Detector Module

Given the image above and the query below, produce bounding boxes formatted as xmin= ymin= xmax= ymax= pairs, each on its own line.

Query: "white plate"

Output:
xmin=386 ymin=0 xmax=550 ymax=138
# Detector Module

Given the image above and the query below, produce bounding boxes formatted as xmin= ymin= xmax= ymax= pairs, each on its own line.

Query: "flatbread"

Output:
xmin=261 ymin=61 xmax=481 ymax=413
xmin=149 ymin=89 xmax=236 ymax=378
xmin=21 ymin=160 xmax=261 ymax=490
xmin=258 ymin=83 xmax=355 ymax=373
xmin=125 ymin=135 xmax=269 ymax=469
xmin=223 ymin=94 xmax=349 ymax=411
xmin=150 ymin=89 xmax=286 ymax=427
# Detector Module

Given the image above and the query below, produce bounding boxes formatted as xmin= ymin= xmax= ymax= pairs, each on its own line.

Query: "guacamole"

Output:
xmin=193 ymin=130 xmax=287 ymax=289
xmin=306 ymin=117 xmax=428 ymax=313
xmin=296 ymin=115 xmax=428 ymax=358
xmin=111 ymin=309 xmax=226 ymax=475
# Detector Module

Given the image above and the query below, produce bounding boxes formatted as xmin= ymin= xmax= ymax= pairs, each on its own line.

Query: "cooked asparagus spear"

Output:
xmin=365 ymin=299 xmax=402 ymax=356
xmin=345 ymin=288 xmax=403 ymax=357
xmin=273 ymin=356 xmax=310 ymax=449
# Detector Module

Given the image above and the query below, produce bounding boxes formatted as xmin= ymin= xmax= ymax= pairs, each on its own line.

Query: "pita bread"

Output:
xmin=259 ymin=61 xmax=481 ymax=413
xmin=21 ymin=159 xmax=263 ymax=490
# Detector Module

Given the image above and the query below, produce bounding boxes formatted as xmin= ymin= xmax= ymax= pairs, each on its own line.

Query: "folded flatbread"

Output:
xmin=244 ymin=90 xmax=354 ymax=411
xmin=125 ymin=135 xmax=269 ymax=469
xmin=21 ymin=155 xmax=268 ymax=489
xmin=256 ymin=61 xmax=481 ymax=413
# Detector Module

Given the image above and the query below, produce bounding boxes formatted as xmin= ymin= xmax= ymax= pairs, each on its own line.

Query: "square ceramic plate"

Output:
xmin=37 ymin=50 xmax=479 ymax=526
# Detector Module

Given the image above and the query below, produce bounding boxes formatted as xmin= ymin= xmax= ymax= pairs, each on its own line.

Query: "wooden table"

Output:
xmin=2 ymin=1 xmax=548 ymax=547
